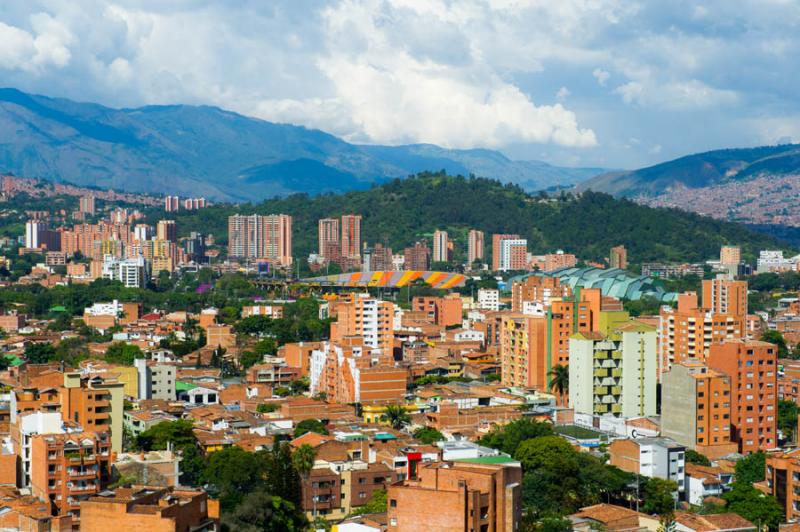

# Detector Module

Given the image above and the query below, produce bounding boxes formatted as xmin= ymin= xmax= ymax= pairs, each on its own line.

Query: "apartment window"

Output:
xmin=390 ymin=499 xmax=397 ymax=508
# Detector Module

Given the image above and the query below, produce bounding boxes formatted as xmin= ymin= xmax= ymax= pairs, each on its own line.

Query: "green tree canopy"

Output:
xmin=413 ymin=427 xmax=445 ymax=445
xmin=735 ymin=452 xmax=766 ymax=484
xmin=105 ymin=342 xmax=144 ymax=365
xmin=722 ymin=482 xmax=783 ymax=531
xmin=220 ymin=490 xmax=307 ymax=532
xmin=684 ymin=449 xmax=711 ymax=467
xmin=761 ymin=330 xmax=788 ymax=358
xmin=294 ymin=419 xmax=329 ymax=438
xmin=478 ymin=418 xmax=555 ymax=456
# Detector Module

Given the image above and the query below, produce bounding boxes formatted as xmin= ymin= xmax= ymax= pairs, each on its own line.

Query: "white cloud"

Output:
xmin=592 ymin=68 xmax=610 ymax=86
xmin=614 ymin=79 xmax=737 ymax=109
xmin=0 ymin=21 xmax=36 ymax=70
xmin=249 ymin=0 xmax=598 ymax=148
xmin=0 ymin=0 xmax=797 ymax=167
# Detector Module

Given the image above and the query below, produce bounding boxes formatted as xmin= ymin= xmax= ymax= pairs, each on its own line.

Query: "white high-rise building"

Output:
xmin=433 ymin=230 xmax=450 ymax=263
xmin=25 ymin=220 xmax=46 ymax=249
xmin=101 ymin=255 xmax=149 ymax=288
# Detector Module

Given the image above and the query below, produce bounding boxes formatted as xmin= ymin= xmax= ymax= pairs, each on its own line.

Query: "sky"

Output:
xmin=0 ymin=0 xmax=798 ymax=169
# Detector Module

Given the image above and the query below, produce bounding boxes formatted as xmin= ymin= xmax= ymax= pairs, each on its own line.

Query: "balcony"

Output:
xmin=594 ymin=368 xmax=609 ymax=378
xmin=594 ymin=386 xmax=609 ymax=395
xmin=68 ymin=483 xmax=97 ymax=493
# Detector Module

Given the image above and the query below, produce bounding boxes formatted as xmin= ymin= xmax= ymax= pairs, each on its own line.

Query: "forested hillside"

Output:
xmin=153 ymin=172 xmax=788 ymax=267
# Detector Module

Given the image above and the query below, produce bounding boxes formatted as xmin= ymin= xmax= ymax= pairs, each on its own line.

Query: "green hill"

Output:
xmin=579 ymin=144 xmax=800 ymax=197
xmin=157 ymin=172 xmax=788 ymax=267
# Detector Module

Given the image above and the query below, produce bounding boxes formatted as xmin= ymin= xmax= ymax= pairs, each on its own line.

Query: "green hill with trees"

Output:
xmin=153 ymin=172 xmax=788 ymax=268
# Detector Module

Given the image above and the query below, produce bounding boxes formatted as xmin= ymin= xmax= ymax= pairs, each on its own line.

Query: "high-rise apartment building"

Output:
xmin=341 ymin=214 xmax=362 ymax=259
xmin=659 ymin=288 xmax=746 ymax=372
xmin=318 ymin=218 xmax=340 ymax=257
xmin=227 ymin=214 xmax=293 ymax=266
xmin=500 ymin=314 xmax=548 ymax=389
xmin=432 ymin=230 xmax=450 ymax=263
xmin=330 ymin=293 xmax=394 ymax=353
xmin=467 ymin=229 xmax=484 ymax=265
xmin=156 ymin=220 xmax=177 ymax=243
xmin=133 ymin=224 xmax=152 ymax=242
xmin=720 ymin=246 xmax=741 ymax=266
xmin=164 ymin=195 xmax=179 ymax=212
xmin=25 ymin=220 xmax=47 ymax=249
xmin=497 ymin=238 xmax=528 ymax=272
xmin=511 ymin=276 xmax=572 ymax=311
xmin=492 ymin=234 xmax=528 ymax=271
xmin=79 ymin=195 xmax=96 ymax=215
xmin=569 ymin=320 xmax=658 ymax=418
xmin=404 ymin=241 xmax=430 ymax=271
xmin=702 ymin=278 xmax=747 ymax=318
xmin=609 ymin=245 xmax=628 ymax=269
xmin=707 ymin=339 xmax=777 ymax=454
xmin=661 ymin=361 xmax=738 ymax=459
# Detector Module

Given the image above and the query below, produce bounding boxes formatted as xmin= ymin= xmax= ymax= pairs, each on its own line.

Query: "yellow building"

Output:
xmin=361 ymin=403 xmax=422 ymax=425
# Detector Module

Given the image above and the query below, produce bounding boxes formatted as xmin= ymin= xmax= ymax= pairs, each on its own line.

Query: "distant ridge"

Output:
xmin=579 ymin=144 xmax=800 ymax=197
xmin=0 ymin=88 xmax=605 ymax=201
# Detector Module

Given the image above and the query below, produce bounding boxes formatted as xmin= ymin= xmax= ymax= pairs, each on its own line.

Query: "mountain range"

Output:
xmin=0 ymin=88 xmax=604 ymax=201
xmin=579 ymin=144 xmax=800 ymax=198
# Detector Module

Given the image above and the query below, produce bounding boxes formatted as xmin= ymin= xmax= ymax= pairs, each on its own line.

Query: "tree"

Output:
xmin=723 ymin=482 xmax=783 ymax=531
xmin=351 ymin=488 xmax=387 ymax=516
xmin=413 ymin=427 xmax=445 ymax=445
xmin=134 ymin=420 xmax=197 ymax=451
xmin=685 ymin=449 xmax=711 ymax=466
xmin=479 ymin=418 xmax=555 ymax=456
xmin=294 ymin=419 xmax=328 ymax=438
xmin=641 ymin=477 xmax=677 ymax=516
xmin=515 ymin=436 xmax=577 ymax=472
xmin=548 ymin=364 xmax=569 ymax=406
xmin=292 ymin=444 xmax=316 ymax=481
xmin=256 ymin=403 xmax=280 ymax=414
xmin=220 ymin=490 xmax=307 ymax=532
xmin=735 ymin=452 xmax=766 ymax=484
xmin=265 ymin=442 xmax=302 ymax=506
xmin=761 ymin=330 xmax=788 ymax=358
xmin=202 ymin=446 xmax=268 ymax=510
xmin=381 ymin=404 xmax=411 ymax=430
xmin=24 ymin=342 xmax=57 ymax=364
xmin=778 ymin=400 xmax=799 ymax=440
xmin=105 ymin=342 xmax=143 ymax=365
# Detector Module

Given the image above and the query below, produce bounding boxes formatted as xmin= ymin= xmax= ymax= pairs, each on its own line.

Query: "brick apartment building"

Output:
xmin=387 ymin=461 xmax=522 ymax=532
xmin=707 ymin=339 xmax=777 ymax=454
xmin=309 ymin=339 xmax=407 ymax=404
xmin=765 ymin=449 xmax=800 ymax=519
xmin=330 ymin=294 xmax=394 ymax=353
xmin=412 ymin=294 xmax=463 ymax=327
xmin=79 ymin=486 xmax=218 ymax=531
xmin=659 ymin=279 xmax=747 ymax=372
xmin=30 ymin=431 xmax=112 ymax=524
xmin=661 ymin=361 xmax=738 ymax=459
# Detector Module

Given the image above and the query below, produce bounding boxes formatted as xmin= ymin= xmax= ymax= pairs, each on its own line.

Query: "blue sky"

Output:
xmin=0 ymin=0 xmax=798 ymax=169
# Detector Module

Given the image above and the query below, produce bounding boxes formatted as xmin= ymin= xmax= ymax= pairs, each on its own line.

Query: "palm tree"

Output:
xmin=292 ymin=443 xmax=317 ymax=516
xmin=548 ymin=364 xmax=569 ymax=406
xmin=381 ymin=404 xmax=411 ymax=430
